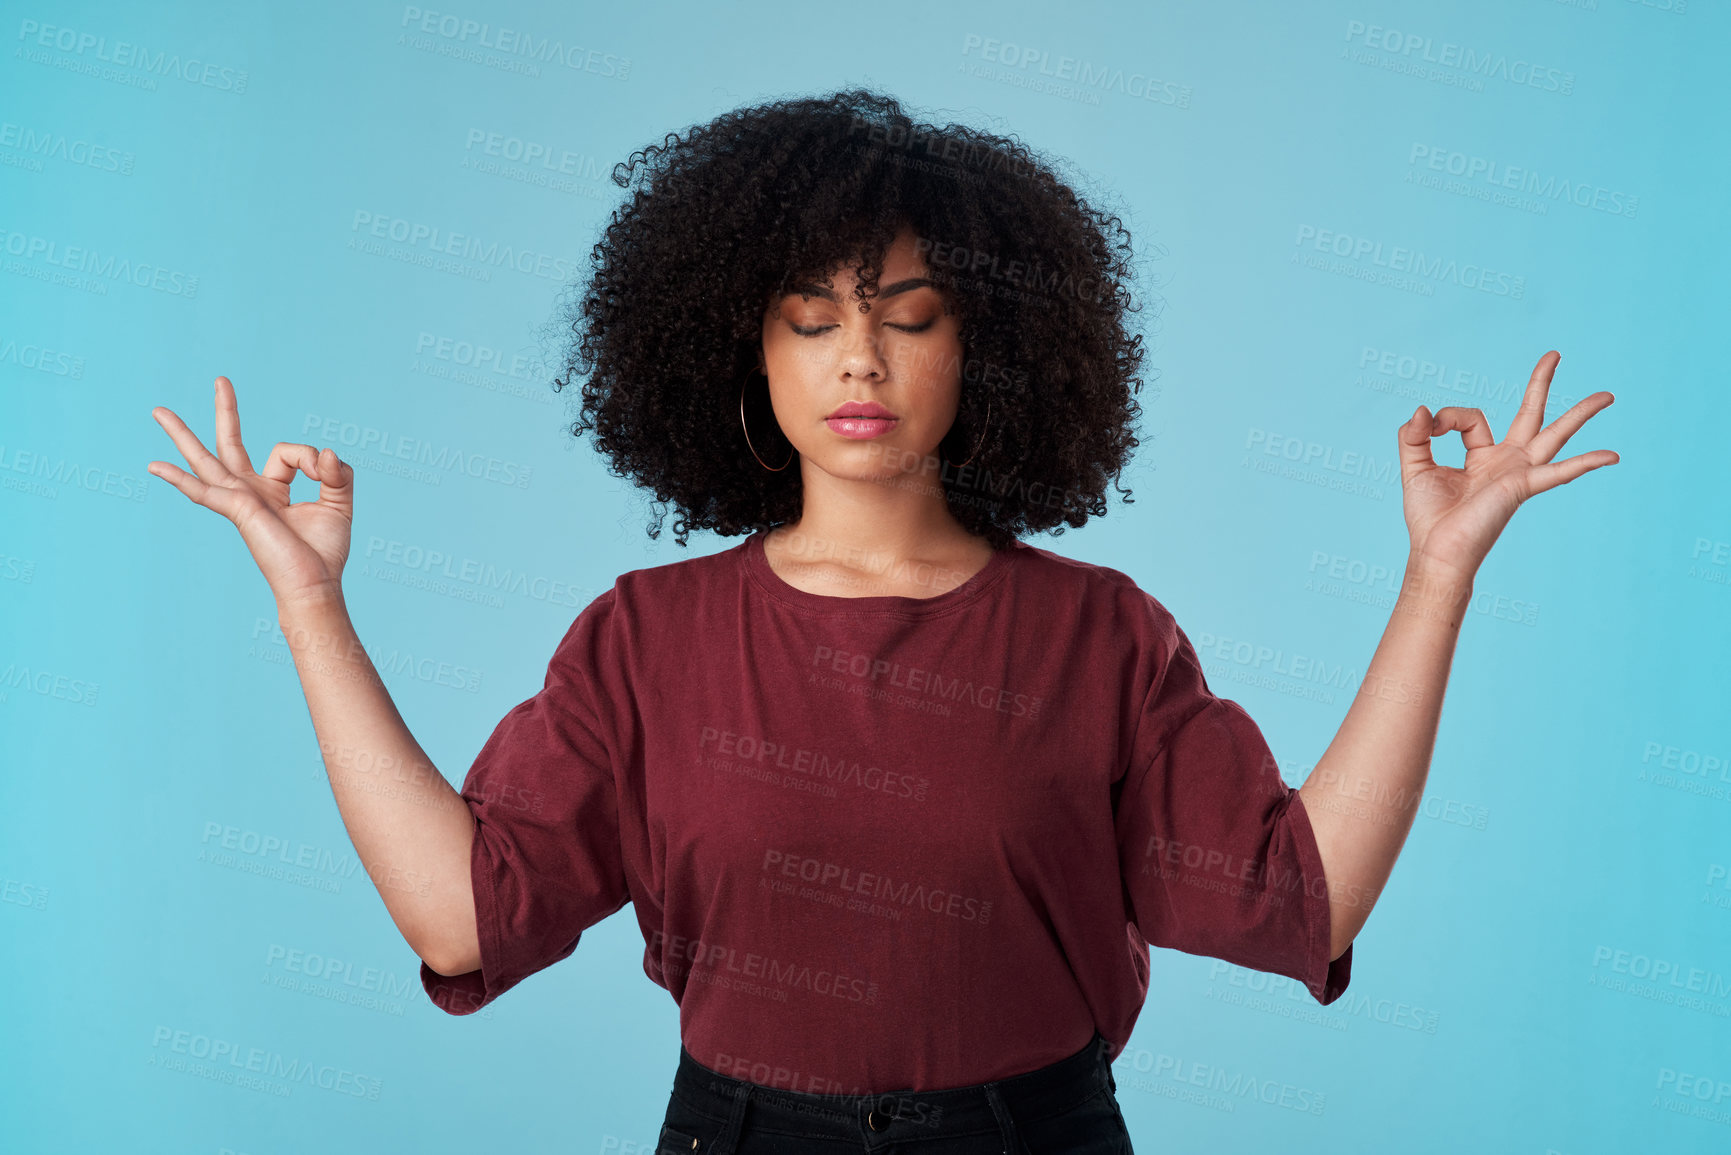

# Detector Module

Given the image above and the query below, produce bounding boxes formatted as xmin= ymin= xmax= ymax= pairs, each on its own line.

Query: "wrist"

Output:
xmin=1398 ymin=552 xmax=1476 ymax=619
xmin=1407 ymin=549 xmax=1476 ymax=586
xmin=276 ymin=581 xmax=347 ymax=618
xmin=276 ymin=586 xmax=355 ymax=645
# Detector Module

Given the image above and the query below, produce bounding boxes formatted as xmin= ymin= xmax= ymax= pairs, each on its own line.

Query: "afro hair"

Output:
xmin=552 ymin=86 xmax=1154 ymax=551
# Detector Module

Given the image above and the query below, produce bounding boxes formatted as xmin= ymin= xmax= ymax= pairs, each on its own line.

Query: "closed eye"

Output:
xmin=790 ymin=320 xmax=935 ymax=336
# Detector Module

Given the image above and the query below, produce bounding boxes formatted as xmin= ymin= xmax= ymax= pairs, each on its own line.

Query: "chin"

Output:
xmin=817 ymin=443 xmax=918 ymax=477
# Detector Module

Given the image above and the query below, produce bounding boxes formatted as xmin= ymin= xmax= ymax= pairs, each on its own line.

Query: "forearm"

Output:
xmin=276 ymin=590 xmax=480 ymax=974
xmin=1297 ymin=552 xmax=1473 ymax=957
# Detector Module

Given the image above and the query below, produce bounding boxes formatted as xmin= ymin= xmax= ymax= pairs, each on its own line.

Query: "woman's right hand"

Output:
xmin=149 ymin=376 xmax=356 ymax=611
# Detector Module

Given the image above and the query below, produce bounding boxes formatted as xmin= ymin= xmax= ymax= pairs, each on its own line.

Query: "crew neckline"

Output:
xmin=741 ymin=528 xmax=1020 ymax=617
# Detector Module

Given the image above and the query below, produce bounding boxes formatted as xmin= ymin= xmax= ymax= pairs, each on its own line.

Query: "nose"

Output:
xmin=835 ymin=323 xmax=889 ymax=382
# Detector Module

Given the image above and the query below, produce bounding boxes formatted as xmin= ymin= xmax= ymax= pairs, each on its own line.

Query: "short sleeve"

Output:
xmin=1115 ymin=612 xmax=1351 ymax=1005
xmin=420 ymin=591 xmax=631 ymax=1015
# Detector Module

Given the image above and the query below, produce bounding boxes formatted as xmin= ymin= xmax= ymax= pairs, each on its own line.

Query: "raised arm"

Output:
xmin=1298 ymin=351 xmax=1618 ymax=958
xmin=149 ymin=377 xmax=481 ymax=975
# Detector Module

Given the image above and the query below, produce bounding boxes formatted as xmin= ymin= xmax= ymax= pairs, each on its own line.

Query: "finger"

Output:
xmin=312 ymin=447 xmax=355 ymax=516
xmin=145 ymin=457 xmax=250 ymax=521
xmin=213 ymin=376 xmax=257 ymax=475
xmin=1431 ymin=406 xmax=1496 ymax=451
xmin=148 ymin=451 xmax=308 ymax=563
xmin=1506 ymin=351 xmax=1560 ymax=444
xmin=151 ymin=405 xmax=241 ymax=486
xmin=260 ymin=442 xmax=321 ymax=486
xmin=1522 ymin=449 xmax=1620 ymax=496
xmin=1398 ymin=405 xmax=1438 ymax=484
xmin=1530 ymin=391 xmax=1615 ymax=463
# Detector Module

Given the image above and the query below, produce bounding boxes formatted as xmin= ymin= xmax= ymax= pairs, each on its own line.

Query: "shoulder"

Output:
xmin=609 ymin=538 xmax=747 ymax=606
xmin=1011 ymin=542 xmax=1182 ymax=644
xmin=558 ymin=538 xmax=749 ymax=649
xmin=546 ymin=542 xmax=745 ymax=686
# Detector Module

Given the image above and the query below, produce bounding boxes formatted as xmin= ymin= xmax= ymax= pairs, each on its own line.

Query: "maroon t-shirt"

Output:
xmin=420 ymin=530 xmax=1351 ymax=1091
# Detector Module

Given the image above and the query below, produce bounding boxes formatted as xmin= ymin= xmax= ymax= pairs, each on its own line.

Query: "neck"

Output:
xmin=775 ymin=457 xmax=986 ymax=566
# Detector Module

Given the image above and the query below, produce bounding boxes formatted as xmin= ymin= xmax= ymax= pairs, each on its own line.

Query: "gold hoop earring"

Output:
xmin=941 ymin=398 xmax=992 ymax=469
xmin=740 ymin=373 xmax=794 ymax=471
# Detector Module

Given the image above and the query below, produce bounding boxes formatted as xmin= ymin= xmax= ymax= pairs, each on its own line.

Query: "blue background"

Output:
xmin=4 ymin=1 xmax=1727 ymax=1152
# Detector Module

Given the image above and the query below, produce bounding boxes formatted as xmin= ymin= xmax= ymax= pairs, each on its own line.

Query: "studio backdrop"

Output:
xmin=3 ymin=1 xmax=1726 ymax=1153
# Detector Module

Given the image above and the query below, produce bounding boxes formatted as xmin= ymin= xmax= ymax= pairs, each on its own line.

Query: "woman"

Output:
xmin=147 ymin=89 xmax=1617 ymax=1153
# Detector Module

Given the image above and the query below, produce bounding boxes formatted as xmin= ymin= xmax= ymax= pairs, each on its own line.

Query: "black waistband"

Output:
xmin=671 ymin=1033 xmax=1114 ymax=1136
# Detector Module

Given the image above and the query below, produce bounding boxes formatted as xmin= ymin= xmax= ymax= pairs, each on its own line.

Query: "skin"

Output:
xmin=147 ymin=389 xmax=480 ymax=975
xmin=147 ymin=240 xmax=1617 ymax=975
xmin=1298 ymin=352 xmax=1618 ymax=957
xmin=756 ymin=224 xmax=997 ymax=599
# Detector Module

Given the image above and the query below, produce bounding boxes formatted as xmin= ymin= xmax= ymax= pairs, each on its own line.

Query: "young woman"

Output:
xmin=148 ymin=89 xmax=1617 ymax=1154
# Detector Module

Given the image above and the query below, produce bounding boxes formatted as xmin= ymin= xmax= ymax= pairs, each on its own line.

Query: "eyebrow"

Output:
xmin=789 ymin=277 xmax=936 ymax=303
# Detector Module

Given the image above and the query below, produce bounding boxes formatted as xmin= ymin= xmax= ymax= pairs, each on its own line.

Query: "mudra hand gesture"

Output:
xmin=147 ymin=375 xmax=355 ymax=611
xmin=1399 ymin=351 xmax=1618 ymax=586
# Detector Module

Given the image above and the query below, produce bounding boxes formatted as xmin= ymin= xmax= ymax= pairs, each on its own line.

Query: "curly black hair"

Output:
xmin=550 ymin=87 xmax=1153 ymax=551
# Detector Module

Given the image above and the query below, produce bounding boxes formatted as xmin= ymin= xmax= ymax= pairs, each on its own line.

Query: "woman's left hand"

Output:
xmin=1399 ymin=350 xmax=1618 ymax=583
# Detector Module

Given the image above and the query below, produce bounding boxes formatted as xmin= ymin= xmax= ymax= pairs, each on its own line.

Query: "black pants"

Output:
xmin=657 ymin=1032 xmax=1135 ymax=1153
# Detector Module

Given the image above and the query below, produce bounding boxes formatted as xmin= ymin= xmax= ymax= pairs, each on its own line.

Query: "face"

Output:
xmin=758 ymin=225 xmax=964 ymax=483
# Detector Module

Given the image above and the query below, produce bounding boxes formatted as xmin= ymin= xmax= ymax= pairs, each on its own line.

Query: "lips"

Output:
xmin=827 ymin=401 xmax=898 ymax=420
xmin=824 ymin=401 xmax=899 ymax=441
